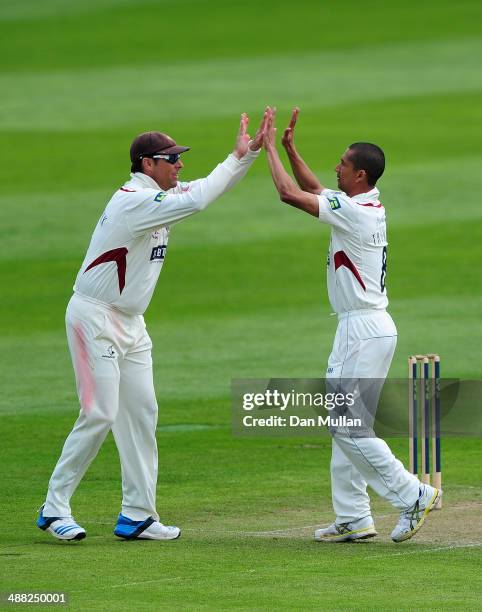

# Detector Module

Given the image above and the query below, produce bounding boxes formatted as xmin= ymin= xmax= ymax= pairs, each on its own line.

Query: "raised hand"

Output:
xmin=281 ymin=107 xmax=299 ymax=153
xmin=233 ymin=113 xmax=251 ymax=159
xmin=263 ymin=106 xmax=277 ymax=150
xmin=249 ymin=107 xmax=271 ymax=151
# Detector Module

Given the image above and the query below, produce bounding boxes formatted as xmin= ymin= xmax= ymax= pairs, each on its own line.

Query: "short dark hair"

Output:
xmin=131 ymin=159 xmax=143 ymax=173
xmin=347 ymin=142 xmax=385 ymax=186
xmin=131 ymin=156 xmax=159 ymax=174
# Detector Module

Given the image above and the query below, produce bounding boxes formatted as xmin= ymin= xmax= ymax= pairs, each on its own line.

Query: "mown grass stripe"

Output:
xmin=1 ymin=38 xmax=482 ymax=130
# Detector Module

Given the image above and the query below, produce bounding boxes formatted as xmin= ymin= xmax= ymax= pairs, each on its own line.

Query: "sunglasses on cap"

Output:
xmin=139 ymin=153 xmax=181 ymax=165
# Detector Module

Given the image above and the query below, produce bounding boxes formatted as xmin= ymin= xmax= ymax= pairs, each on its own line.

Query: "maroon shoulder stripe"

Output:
xmin=84 ymin=247 xmax=128 ymax=294
xmin=334 ymin=251 xmax=366 ymax=291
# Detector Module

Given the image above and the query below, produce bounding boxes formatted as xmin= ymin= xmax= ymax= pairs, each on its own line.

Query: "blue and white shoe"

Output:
xmin=37 ymin=505 xmax=86 ymax=541
xmin=114 ymin=513 xmax=181 ymax=541
xmin=391 ymin=484 xmax=442 ymax=543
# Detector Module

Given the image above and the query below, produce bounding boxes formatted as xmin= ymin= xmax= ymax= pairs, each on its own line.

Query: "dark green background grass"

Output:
xmin=1 ymin=1 xmax=481 ymax=609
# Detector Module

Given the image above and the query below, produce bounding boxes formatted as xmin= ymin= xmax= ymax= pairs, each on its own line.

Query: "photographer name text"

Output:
xmin=242 ymin=415 xmax=361 ymax=428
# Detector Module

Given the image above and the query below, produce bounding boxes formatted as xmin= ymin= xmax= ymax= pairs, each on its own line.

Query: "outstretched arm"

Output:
xmin=264 ymin=107 xmax=319 ymax=217
xmin=281 ymin=107 xmax=324 ymax=194
xmin=126 ymin=111 xmax=269 ymax=235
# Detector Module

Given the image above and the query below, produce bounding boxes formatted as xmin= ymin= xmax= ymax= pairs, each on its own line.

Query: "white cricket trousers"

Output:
xmin=327 ymin=309 xmax=420 ymax=523
xmin=43 ymin=293 xmax=159 ymax=521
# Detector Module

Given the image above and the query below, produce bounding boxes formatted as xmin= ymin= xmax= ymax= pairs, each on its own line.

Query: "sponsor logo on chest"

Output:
xmin=150 ymin=245 xmax=167 ymax=261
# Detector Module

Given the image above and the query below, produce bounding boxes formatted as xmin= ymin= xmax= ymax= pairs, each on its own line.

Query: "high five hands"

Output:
xmin=233 ymin=108 xmax=271 ymax=159
xmin=233 ymin=106 xmax=300 ymax=157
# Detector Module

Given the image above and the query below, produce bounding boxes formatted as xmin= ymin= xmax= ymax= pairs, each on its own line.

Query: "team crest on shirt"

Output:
xmin=328 ymin=196 xmax=341 ymax=210
xmin=154 ymin=192 xmax=166 ymax=202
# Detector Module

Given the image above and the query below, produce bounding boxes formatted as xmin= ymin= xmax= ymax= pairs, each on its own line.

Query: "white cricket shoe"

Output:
xmin=114 ymin=513 xmax=180 ymax=540
xmin=137 ymin=521 xmax=181 ymax=541
xmin=314 ymin=515 xmax=377 ymax=542
xmin=391 ymin=484 xmax=442 ymax=543
xmin=37 ymin=505 xmax=86 ymax=541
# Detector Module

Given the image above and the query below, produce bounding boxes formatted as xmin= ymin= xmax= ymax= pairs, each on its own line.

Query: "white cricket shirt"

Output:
xmin=318 ymin=187 xmax=389 ymax=314
xmin=74 ymin=150 xmax=259 ymax=314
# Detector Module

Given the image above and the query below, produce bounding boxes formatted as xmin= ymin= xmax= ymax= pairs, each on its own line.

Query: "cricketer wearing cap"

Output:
xmin=36 ymin=112 xmax=268 ymax=542
xmin=263 ymin=107 xmax=441 ymax=544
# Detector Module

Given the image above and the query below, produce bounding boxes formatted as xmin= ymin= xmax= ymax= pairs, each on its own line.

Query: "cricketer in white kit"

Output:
xmin=263 ymin=107 xmax=441 ymax=543
xmin=36 ymin=112 xmax=268 ymax=542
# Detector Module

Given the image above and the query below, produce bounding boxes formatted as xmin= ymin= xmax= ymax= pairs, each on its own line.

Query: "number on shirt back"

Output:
xmin=380 ymin=246 xmax=388 ymax=292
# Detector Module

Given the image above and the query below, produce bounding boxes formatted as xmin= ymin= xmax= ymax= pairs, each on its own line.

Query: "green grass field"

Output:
xmin=1 ymin=0 xmax=481 ymax=609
